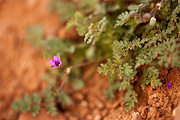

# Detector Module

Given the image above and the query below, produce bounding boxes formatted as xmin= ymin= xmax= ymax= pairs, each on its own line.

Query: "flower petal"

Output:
xmin=51 ymin=66 xmax=59 ymax=68
xmin=59 ymin=60 xmax=62 ymax=66
xmin=57 ymin=57 xmax=61 ymax=62
xmin=49 ymin=60 xmax=55 ymax=66
xmin=54 ymin=56 xmax=58 ymax=61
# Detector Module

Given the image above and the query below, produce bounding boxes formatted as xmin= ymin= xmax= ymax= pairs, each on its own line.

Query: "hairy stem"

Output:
xmin=58 ymin=72 xmax=68 ymax=92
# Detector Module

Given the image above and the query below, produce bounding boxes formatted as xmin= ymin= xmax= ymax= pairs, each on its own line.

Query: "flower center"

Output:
xmin=55 ymin=61 xmax=60 ymax=66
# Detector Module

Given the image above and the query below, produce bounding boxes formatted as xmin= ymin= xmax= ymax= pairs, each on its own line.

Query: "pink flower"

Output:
xmin=49 ymin=56 xmax=62 ymax=68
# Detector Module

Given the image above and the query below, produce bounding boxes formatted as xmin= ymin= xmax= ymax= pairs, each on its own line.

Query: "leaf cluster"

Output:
xmin=11 ymin=89 xmax=74 ymax=118
xmin=95 ymin=0 xmax=180 ymax=112
xmin=11 ymin=93 xmax=41 ymax=118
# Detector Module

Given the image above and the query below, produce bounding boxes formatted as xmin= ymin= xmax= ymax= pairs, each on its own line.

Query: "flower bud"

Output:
xmin=51 ymin=87 xmax=58 ymax=95
xmin=134 ymin=13 xmax=142 ymax=24
xmin=149 ymin=17 xmax=156 ymax=27
xmin=142 ymin=13 xmax=151 ymax=23
xmin=156 ymin=2 xmax=162 ymax=10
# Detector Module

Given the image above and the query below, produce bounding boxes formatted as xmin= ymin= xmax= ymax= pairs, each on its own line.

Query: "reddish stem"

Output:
xmin=58 ymin=60 xmax=98 ymax=93
xmin=149 ymin=0 xmax=165 ymax=16
xmin=58 ymin=72 xmax=68 ymax=92
xmin=149 ymin=6 xmax=159 ymax=15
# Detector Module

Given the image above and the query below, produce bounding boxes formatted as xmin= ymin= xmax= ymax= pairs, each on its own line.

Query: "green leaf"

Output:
xmin=97 ymin=59 xmax=116 ymax=78
xmin=141 ymin=67 xmax=162 ymax=90
xmin=66 ymin=11 xmax=88 ymax=36
xmin=24 ymin=94 xmax=32 ymax=106
xmin=124 ymin=91 xmax=138 ymax=112
xmin=46 ymin=103 xmax=57 ymax=117
xmin=43 ymin=90 xmax=55 ymax=103
xmin=115 ymin=11 xmax=136 ymax=27
xmin=11 ymin=99 xmax=24 ymax=111
xmin=84 ymin=17 xmax=107 ymax=44
xmin=127 ymin=4 xmax=143 ymax=11
xmin=31 ymin=106 xmax=40 ymax=118
xmin=32 ymin=93 xmax=41 ymax=105
xmin=123 ymin=85 xmax=138 ymax=112
xmin=57 ymin=90 xmax=73 ymax=105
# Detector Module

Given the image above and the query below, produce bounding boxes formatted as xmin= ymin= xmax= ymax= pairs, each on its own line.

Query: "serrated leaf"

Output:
xmin=46 ymin=104 xmax=57 ymax=117
xmin=32 ymin=93 xmax=41 ymax=105
xmin=31 ymin=106 xmax=40 ymax=118
xmin=24 ymin=94 xmax=32 ymax=106
xmin=66 ymin=11 xmax=88 ymax=36
xmin=57 ymin=90 xmax=73 ymax=105
xmin=84 ymin=17 xmax=107 ymax=44
xmin=115 ymin=11 xmax=136 ymax=27
xmin=123 ymin=88 xmax=138 ymax=112
xmin=11 ymin=99 xmax=24 ymax=111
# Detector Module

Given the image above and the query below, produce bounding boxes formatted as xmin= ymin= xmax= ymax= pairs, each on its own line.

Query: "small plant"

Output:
xmin=11 ymin=90 xmax=72 ymax=118
xmin=12 ymin=0 xmax=180 ymax=118
xmin=96 ymin=0 xmax=180 ymax=112
xmin=67 ymin=0 xmax=180 ymax=112
xmin=11 ymin=93 xmax=41 ymax=118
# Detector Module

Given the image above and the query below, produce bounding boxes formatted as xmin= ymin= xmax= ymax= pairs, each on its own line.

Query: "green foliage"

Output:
xmin=115 ymin=3 xmax=143 ymax=27
xmin=11 ymin=90 xmax=73 ymax=118
xmin=84 ymin=17 xmax=107 ymax=44
xmin=57 ymin=90 xmax=73 ymax=105
xmin=123 ymin=85 xmax=138 ymax=112
xmin=43 ymin=90 xmax=58 ymax=117
xmin=12 ymin=93 xmax=41 ymax=118
xmin=96 ymin=0 xmax=180 ymax=112
xmin=115 ymin=11 xmax=136 ymax=27
xmin=66 ymin=11 xmax=88 ymax=36
xmin=140 ymin=0 xmax=152 ymax=5
xmin=141 ymin=67 xmax=162 ymax=90
xmin=64 ymin=0 xmax=106 ymax=36
xmin=25 ymin=26 xmax=43 ymax=48
xmin=49 ymin=0 xmax=76 ymax=21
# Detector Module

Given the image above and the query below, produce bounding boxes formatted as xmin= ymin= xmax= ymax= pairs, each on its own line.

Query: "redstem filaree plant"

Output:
xmin=49 ymin=56 xmax=99 ymax=95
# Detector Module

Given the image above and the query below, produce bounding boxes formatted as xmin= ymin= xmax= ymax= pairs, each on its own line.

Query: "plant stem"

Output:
xmin=58 ymin=59 xmax=102 ymax=93
xmin=153 ymin=7 xmax=159 ymax=16
xmin=149 ymin=0 xmax=165 ymax=16
xmin=68 ymin=60 xmax=95 ymax=70
xmin=58 ymin=72 xmax=68 ymax=92
xmin=149 ymin=6 xmax=159 ymax=15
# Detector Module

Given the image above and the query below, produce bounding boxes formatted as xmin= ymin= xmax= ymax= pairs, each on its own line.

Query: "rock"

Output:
xmin=131 ymin=112 xmax=142 ymax=120
xmin=94 ymin=114 xmax=101 ymax=120
xmin=86 ymin=114 xmax=93 ymax=120
xmin=173 ymin=104 xmax=180 ymax=120
xmin=96 ymin=101 xmax=104 ymax=110
xmin=81 ymin=100 xmax=88 ymax=107
xmin=102 ymin=109 xmax=108 ymax=117
xmin=73 ymin=92 xmax=84 ymax=101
